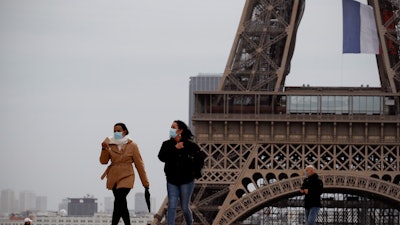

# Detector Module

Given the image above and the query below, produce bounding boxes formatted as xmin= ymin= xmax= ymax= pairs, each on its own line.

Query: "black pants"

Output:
xmin=112 ymin=187 xmax=131 ymax=225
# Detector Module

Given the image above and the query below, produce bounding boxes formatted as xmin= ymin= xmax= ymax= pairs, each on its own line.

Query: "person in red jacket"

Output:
xmin=100 ymin=122 xmax=150 ymax=225
xmin=300 ymin=165 xmax=323 ymax=225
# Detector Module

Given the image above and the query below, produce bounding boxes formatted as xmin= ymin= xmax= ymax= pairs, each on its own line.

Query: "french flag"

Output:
xmin=342 ymin=0 xmax=379 ymax=54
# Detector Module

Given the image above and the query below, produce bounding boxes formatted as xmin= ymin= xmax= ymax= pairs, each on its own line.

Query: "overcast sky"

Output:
xmin=0 ymin=0 xmax=378 ymax=212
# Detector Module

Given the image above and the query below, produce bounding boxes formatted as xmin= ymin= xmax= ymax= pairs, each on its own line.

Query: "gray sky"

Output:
xmin=0 ymin=0 xmax=379 ymax=211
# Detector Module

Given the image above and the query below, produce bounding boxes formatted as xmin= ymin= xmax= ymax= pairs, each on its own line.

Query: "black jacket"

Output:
xmin=301 ymin=173 xmax=323 ymax=209
xmin=158 ymin=138 xmax=201 ymax=185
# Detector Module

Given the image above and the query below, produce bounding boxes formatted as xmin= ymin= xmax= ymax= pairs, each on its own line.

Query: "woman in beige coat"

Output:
xmin=100 ymin=122 xmax=150 ymax=225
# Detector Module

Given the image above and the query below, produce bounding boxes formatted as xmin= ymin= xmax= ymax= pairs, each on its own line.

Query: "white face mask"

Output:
xmin=169 ymin=128 xmax=177 ymax=138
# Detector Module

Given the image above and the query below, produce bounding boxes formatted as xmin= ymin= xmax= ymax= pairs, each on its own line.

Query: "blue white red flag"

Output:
xmin=342 ymin=0 xmax=379 ymax=54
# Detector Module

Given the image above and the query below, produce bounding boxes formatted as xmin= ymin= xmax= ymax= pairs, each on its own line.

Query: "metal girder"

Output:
xmin=218 ymin=0 xmax=305 ymax=92
xmin=371 ymin=0 xmax=400 ymax=93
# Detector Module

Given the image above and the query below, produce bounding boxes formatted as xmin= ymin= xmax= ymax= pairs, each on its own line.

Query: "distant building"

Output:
xmin=134 ymin=193 xmax=147 ymax=214
xmin=19 ymin=191 xmax=36 ymax=212
xmin=58 ymin=199 xmax=68 ymax=213
xmin=189 ymin=74 xmax=222 ymax=130
xmin=134 ymin=192 xmax=156 ymax=214
xmin=0 ymin=189 xmax=16 ymax=216
xmin=103 ymin=197 xmax=113 ymax=214
xmin=35 ymin=196 xmax=47 ymax=212
xmin=0 ymin=190 xmax=47 ymax=216
xmin=67 ymin=197 xmax=97 ymax=216
xmin=149 ymin=198 xmax=156 ymax=214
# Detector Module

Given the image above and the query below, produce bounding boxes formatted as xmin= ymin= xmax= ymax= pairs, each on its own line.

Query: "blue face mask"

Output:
xmin=114 ymin=131 xmax=123 ymax=140
xmin=169 ymin=128 xmax=177 ymax=138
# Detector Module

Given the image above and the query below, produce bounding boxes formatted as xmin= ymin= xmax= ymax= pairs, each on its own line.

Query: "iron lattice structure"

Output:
xmin=152 ymin=0 xmax=400 ymax=224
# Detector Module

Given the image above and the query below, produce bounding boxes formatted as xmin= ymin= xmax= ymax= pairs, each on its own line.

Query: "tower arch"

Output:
xmin=218 ymin=174 xmax=400 ymax=224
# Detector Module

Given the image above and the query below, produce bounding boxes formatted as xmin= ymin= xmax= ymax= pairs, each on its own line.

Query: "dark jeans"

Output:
xmin=112 ymin=187 xmax=131 ymax=225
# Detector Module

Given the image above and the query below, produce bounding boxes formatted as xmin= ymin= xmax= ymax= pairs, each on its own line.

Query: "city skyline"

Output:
xmin=0 ymin=189 xmax=156 ymax=215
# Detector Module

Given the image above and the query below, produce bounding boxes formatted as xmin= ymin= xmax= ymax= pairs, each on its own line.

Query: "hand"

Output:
xmin=102 ymin=137 xmax=110 ymax=148
xmin=175 ymin=142 xmax=184 ymax=149
xmin=101 ymin=141 xmax=109 ymax=150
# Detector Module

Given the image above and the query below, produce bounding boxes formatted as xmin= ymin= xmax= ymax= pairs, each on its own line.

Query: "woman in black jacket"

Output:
xmin=158 ymin=120 xmax=202 ymax=225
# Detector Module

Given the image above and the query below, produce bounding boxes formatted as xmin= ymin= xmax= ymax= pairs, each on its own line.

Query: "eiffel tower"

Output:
xmin=152 ymin=0 xmax=400 ymax=224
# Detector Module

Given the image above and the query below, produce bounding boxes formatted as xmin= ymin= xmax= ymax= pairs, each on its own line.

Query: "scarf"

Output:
xmin=108 ymin=135 xmax=130 ymax=150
